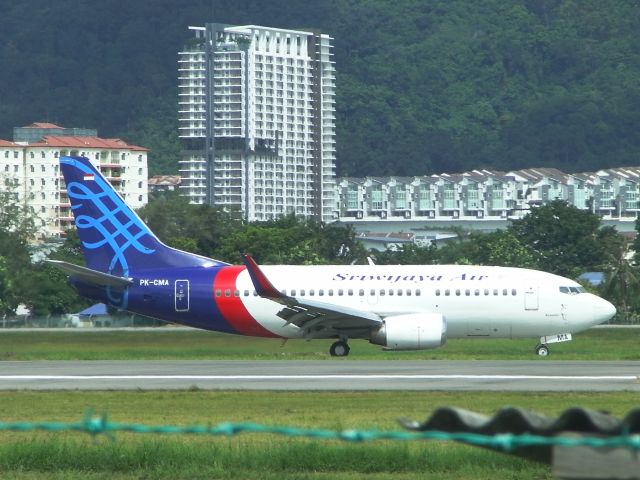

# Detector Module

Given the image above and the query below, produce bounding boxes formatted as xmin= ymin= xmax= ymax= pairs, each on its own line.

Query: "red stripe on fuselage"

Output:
xmin=213 ymin=265 xmax=278 ymax=338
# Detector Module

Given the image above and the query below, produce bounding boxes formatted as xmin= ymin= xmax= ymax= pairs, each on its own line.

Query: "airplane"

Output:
xmin=49 ymin=156 xmax=616 ymax=357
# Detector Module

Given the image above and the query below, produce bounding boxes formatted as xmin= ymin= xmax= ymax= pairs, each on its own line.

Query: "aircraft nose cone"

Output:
xmin=594 ymin=298 xmax=616 ymax=324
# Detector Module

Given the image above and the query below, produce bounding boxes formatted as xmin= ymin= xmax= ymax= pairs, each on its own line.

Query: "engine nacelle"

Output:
xmin=370 ymin=313 xmax=447 ymax=350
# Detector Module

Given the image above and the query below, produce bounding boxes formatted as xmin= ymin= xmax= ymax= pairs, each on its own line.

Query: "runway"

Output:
xmin=1 ymin=360 xmax=639 ymax=391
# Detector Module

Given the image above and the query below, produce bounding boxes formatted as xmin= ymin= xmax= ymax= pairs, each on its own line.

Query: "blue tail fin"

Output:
xmin=60 ymin=156 xmax=225 ymax=276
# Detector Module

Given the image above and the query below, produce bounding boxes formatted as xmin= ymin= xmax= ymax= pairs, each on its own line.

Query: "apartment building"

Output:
xmin=178 ymin=23 xmax=336 ymax=222
xmin=0 ymin=122 xmax=149 ymax=238
xmin=336 ymin=166 xmax=640 ymax=223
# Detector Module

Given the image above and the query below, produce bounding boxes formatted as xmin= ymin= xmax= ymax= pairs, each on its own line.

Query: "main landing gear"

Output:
xmin=330 ymin=340 xmax=350 ymax=357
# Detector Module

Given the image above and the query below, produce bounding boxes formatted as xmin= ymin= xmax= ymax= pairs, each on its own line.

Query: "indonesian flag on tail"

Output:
xmin=83 ymin=174 xmax=95 ymax=181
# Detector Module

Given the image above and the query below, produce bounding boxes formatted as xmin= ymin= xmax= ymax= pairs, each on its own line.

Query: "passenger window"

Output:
xmin=435 ymin=290 xmax=441 ymax=296
xmin=291 ymin=289 xmax=296 ymax=296
xmin=380 ymin=290 xmax=386 ymax=296
xmin=415 ymin=289 xmax=421 ymax=296
xmin=338 ymin=289 xmax=344 ymax=296
xmin=465 ymin=289 xmax=470 ymax=296
xmin=319 ymin=289 xmax=324 ymax=296
xmin=493 ymin=289 xmax=498 ymax=296
xmin=389 ymin=290 xmax=394 ymax=296
xmin=215 ymin=289 xmax=221 ymax=297
xmin=397 ymin=290 xmax=403 ymax=296
xmin=225 ymin=289 xmax=231 ymax=297
xmin=310 ymin=289 xmax=315 ymax=296
xmin=502 ymin=289 xmax=508 ymax=296
xmin=300 ymin=289 xmax=305 ymax=296
xmin=445 ymin=289 xmax=450 ymax=296
xmin=244 ymin=290 xmax=250 ymax=296
xmin=455 ymin=289 xmax=461 ymax=296
xmin=511 ymin=289 xmax=517 ymax=296
xmin=253 ymin=290 xmax=258 ymax=296
xmin=359 ymin=289 xmax=365 ymax=296
xmin=234 ymin=290 xmax=240 ymax=297
xmin=348 ymin=289 xmax=353 ymax=296
xmin=406 ymin=289 xmax=411 ymax=296
xmin=370 ymin=289 xmax=375 ymax=296
xmin=484 ymin=289 xmax=489 ymax=296
xmin=328 ymin=289 xmax=334 ymax=296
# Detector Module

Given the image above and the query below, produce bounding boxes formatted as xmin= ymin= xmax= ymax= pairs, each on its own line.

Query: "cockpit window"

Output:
xmin=559 ymin=286 xmax=586 ymax=295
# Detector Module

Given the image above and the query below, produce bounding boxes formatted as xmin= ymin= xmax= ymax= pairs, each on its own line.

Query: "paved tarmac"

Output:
xmin=0 ymin=360 xmax=638 ymax=391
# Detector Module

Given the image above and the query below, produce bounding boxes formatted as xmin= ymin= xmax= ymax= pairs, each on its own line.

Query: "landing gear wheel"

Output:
xmin=535 ymin=344 xmax=549 ymax=357
xmin=330 ymin=341 xmax=350 ymax=357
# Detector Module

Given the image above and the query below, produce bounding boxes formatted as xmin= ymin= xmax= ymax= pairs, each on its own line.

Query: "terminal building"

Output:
xmin=178 ymin=23 xmax=336 ymax=222
xmin=0 ymin=122 xmax=149 ymax=238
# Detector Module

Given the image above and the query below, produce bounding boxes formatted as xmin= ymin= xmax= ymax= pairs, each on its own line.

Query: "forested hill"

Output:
xmin=1 ymin=0 xmax=639 ymax=176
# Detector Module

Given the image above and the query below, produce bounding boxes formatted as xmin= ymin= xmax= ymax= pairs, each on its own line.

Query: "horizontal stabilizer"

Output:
xmin=47 ymin=260 xmax=133 ymax=288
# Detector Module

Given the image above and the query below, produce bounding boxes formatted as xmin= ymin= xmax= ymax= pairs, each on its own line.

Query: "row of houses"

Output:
xmin=335 ymin=167 xmax=640 ymax=222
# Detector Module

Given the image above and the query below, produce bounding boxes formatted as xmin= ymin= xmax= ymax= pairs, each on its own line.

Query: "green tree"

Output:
xmin=509 ymin=200 xmax=609 ymax=276
xmin=28 ymin=230 xmax=91 ymax=316
xmin=19 ymin=263 xmax=90 ymax=317
xmin=0 ymin=256 xmax=16 ymax=315
xmin=137 ymin=193 xmax=242 ymax=257
xmin=0 ymin=186 xmax=36 ymax=315
xmin=373 ymin=243 xmax=439 ymax=265
xmin=213 ymin=215 xmax=367 ymax=265
xmin=599 ymin=232 xmax=640 ymax=323
xmin=632 ymin=216 xmax=640 ymax=265
xmin=306 ymin=221 xmax=368 ymax=265
xmin=443 ymin=230 xmax=540 ymax=268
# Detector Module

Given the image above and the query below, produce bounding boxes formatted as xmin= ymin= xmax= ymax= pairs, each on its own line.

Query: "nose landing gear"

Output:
xmin=535 ymin=344 xmax=550 ymax=357
xmin=535 ymin=333 xmax=572 ymax=357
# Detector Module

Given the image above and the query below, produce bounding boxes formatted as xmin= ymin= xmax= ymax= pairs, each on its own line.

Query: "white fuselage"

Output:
xmin=230 ymin=265 xmax=614 ymax=339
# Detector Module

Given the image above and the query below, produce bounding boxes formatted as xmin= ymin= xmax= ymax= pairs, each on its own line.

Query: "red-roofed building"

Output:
xmin=148 ymin=175 xmax=181 ymax=195
xmin=1 ymin=123 xmax=149 ymax=238
xmin=25 ymin=122 xmax=65 ymax=129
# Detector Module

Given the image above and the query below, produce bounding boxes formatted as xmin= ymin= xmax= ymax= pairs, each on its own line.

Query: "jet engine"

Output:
xmin=369 ymin=313 xmax=446 ymax=350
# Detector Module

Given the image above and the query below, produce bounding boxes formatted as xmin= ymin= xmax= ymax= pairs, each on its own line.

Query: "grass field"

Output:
xmin=0 ymin=326 xmax=637 ymax=360
xmin=1 ymin=390 xmax=638 ymax=479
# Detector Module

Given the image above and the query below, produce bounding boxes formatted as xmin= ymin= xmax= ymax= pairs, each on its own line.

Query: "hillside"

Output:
xmin=1 ymin=0 xmax=639 ymax=176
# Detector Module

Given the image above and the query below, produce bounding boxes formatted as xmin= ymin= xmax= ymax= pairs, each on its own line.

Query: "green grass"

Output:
xmin=1 ymin=390 xmax=637 ymax=479
xmin=0 ymin=327 xmax=637 ymax=360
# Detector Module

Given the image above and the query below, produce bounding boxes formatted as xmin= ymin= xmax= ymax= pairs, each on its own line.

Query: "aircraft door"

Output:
xmin=175 ymin=279 xmax=190 ymax=312
xmin=524 ymin=285 xmax=539 ymax=311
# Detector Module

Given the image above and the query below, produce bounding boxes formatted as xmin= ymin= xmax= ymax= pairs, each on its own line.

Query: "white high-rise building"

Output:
xmin=178 ymin=24 xmax=336 ymax=222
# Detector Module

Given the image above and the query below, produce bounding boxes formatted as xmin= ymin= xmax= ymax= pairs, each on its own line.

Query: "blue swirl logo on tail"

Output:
xmin=61 ymin=157 xmax=156 ymax=308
